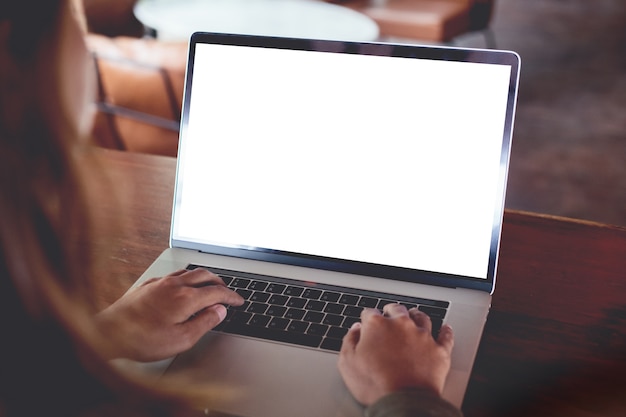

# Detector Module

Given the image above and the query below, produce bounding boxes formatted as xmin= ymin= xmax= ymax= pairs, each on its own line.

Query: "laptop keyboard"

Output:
xmin=187 ymin=264 xmax=449 ymax=352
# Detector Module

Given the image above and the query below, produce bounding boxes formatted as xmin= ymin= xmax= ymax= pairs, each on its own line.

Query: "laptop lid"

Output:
xmin=171 ymin=32 xmax=520 ymax=294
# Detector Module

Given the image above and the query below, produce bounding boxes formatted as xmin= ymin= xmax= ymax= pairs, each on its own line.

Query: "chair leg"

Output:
xmin=143 ymin=25 xmax=157 ymax=38
xmin=482 ymin=28 xmax=497 ymax=49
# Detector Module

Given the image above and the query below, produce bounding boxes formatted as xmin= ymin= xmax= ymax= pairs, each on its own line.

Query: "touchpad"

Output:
xmin=165 ymin=332 xmax=363 ymax=417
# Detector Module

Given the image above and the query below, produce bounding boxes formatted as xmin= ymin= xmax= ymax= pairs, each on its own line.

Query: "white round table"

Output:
xmin=134 ymin=0 xmax=379 ymax=42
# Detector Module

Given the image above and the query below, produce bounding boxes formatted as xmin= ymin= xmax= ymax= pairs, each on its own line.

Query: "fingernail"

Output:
xmin=215 ymin=304 xmax=227 ymax=321
xmin=350 ymin=322 xmax=361 ymax=330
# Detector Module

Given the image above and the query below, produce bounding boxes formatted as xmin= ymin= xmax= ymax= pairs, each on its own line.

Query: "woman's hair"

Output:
xmin=0 ymin=2 xmax=193 ymax=415
xmin=1 ymin=0 xmax=93 ymax=317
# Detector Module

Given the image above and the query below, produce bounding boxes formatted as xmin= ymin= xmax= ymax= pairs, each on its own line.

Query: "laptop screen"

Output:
xmin=172 ymin=33 xmax=520 ymax=292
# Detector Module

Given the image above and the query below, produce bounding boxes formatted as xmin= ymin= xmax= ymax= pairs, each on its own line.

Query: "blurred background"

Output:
xmin=85 ymin=0 xmax=626 ymax=227
xmin=456 ymin=0 xmax=626 ymax=227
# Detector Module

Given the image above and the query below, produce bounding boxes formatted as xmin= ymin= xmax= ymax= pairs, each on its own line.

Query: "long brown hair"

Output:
xmin=0 ymin=2 xmax=196 ymax=415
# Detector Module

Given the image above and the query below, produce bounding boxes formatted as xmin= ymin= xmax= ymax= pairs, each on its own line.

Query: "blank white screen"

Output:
xmin=174 ymin=43 xmax=512 ymax=279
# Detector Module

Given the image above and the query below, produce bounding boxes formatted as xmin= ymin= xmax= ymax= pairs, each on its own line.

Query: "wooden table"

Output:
xmin=94 ymin=149 xmax=626 ymax=417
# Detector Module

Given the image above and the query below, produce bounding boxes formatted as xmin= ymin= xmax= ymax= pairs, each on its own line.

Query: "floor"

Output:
xmin=448 ymin=0 xmax=626 ymax=227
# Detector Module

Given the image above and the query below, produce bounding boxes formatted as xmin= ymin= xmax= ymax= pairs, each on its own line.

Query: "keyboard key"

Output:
xmin=322 ymin=314 xmax=343 ymax=326
xmin=218 ymin=275 xmax=233 ymax=286
xmin=287 ymin=297 xmax=307 ymax=308
xmin=247 ymin=302 xmax=268 ymax=314
xmin=248 ymin=281 xmax=268 ymax=291
xmin=288 ymin=320 xmax=309 ymax=333
xmin=268 ymin=317 xmax=289 ymax=330
xmin=221 ymin=321 xmax=322 ymax=348
xmin=266 ymin=283 xmax=286 ymax=294
xmin=230 ymin=311 xmax=252 ymax=324
xmin=320 ymin=338 xmax=343 ymax=352
xmin=250 ymin=314 xmax=271 ymax=327
xmin=303 ymin=311 xmax=324 ymax=323
xmin=230 ymin=278 xmax=251 ymax=288
xmin=284 ymin=286 xmax=304 ymax=296
xmin=377 ymin=299 xmax=397 ymax=309
xmin=302 ymin=289 xmax=323 ymax=299
xmin=342 ymin=316 xmax=360 ymax=328
xmin=266 ymin=305 xmax=287 ymax=317
xmin=418 ymin=305 xmax=447 ymax=319
xmin=357 ymin=296 xmax=378 ymax=308
xmin=339 ymin=294 xmax=359 ymax=305
xmin=324 ymin=303 xmax=344 ymax=315
xmin=320 ymin=291 xmax=340 ymax=302
xmin=401 ymin=303 xmax=418 ymax=310
xmin=327 ymin=326 xmax=348 ymax=339
xmin=431 ymin=318 xmax=443 ymax=337
xmin=305 ymin=300 xmax=326 ymax=311
xmin=307 ymin=323 xmax=329 ymax=337
xmin=285 ymin=308 xmax=306 ymax=320
xmin=268 ymin=294 xmax=289 ymax=305
xmin=343 ymin=306 xmax=363 ymax=317
xmin=234 ymin=289 xmax=253 ymax=300
xmin=250 ymin=292 xmax=271 ymax=303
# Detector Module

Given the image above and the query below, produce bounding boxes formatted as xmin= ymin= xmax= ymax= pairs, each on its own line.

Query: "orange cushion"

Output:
xmin=346 ymin=0 xmax=471 ymax=42
xmin=86 ymin=34 xmax=187 ymax=156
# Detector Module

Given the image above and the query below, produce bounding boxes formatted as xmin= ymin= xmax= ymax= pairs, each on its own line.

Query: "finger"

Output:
xmin=166 ymin=269 xmax=189 ymax=277
xmin=200 ymin=285 xmax=245 ymax=305
xmin=436 ymin=324 xmax=454 ymax=354
xmin=178 ymin=269 xmax=226 ymax=287
xmin=139 ymin=277 xmax=161 ymax=287
xmin=360 ymin=307 xmax=383 ymax=323
xmin=408 ymin=308 xmax=432 ymax=334
xmin=180 ymin=285 xmax=244 ymax=317
xmin=340 ymin=322 xmax=361 ymax=355
xmin=185 ymin=304 xmax=228 ymax=335
xmin=382 ymin=303 xmax=409 ymax=318
xmin=337 ymin=322 xmax=361 ymax=383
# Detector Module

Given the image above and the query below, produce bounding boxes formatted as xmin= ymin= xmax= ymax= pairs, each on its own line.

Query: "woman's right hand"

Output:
xmin=338 ymin=303 xmax=454 ymax=406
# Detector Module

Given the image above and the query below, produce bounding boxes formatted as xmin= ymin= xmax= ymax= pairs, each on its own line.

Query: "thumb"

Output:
xmin=189 ymin=304 xmax=228 ymax=332
xmin=340 ymin=322 xmax=361 ymax=354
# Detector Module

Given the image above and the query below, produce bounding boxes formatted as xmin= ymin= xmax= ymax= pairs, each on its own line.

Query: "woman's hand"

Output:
xmin=94 ymin=268 xmax=244 ymax=362
xmin=338 ymin=303 xmax=454 ymax=406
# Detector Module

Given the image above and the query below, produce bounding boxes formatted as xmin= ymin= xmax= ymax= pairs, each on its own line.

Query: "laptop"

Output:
xmin=127 ymin=32 xmax=520 ymax=417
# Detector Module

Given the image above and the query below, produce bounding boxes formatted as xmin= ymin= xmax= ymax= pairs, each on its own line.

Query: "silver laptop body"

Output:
xmin=127 ymin=32 xmax=520 ymax=417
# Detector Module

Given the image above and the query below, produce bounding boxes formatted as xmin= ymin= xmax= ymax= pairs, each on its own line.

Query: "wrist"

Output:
xmin=93 ymin=308 xmax=124 ymax=360
xmin=366 ymin=388 xmax=462 ymax=417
